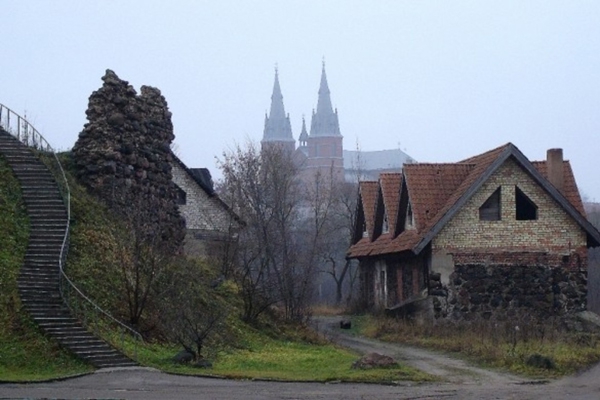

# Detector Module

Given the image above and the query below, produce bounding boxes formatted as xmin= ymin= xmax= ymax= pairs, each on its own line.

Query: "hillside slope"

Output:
xmin=0 ymin=155 xmax=91 ymax=381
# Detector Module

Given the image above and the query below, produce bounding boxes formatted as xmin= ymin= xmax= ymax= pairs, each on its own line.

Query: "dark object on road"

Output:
xmin=174 ymin=350 xmax=195 ymax=364
xmin=526 ymin=354 xmax=555 ymax=370
xmin=340 ymin=319 xmax=352 ymax=329
xmin=352 ymin=352 xmax=398 ymax=369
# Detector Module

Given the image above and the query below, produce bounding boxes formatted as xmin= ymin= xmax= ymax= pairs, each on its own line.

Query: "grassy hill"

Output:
xmin=0 ymin=152 xmax=430 ymax=383
xmin=0 ymin=155 xmax=91 ymax=381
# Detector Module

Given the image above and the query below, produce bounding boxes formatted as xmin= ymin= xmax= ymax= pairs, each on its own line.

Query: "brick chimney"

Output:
xmin=547 ymin=148 xmax=564 ymax=193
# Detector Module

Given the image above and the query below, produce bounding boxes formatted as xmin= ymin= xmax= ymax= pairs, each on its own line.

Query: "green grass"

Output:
xmin=211 ymin=340 xmax=431 ymax=382
xmin=0 ymin=155 xmax=92 ymax=382
xmin=352 ymin=314 xmax=600 ymax=378
xmin=131 ymin=335 xmax=432 ymax=383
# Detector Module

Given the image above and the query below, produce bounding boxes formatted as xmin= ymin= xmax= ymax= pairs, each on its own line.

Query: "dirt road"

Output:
xmin=312 ymin=315 xmax=529 ymax=385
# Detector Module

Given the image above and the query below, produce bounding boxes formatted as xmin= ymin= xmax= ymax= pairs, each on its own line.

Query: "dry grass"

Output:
xmin=311 ymin=304 xmax=347 ymax=316
xmin=354 ymin=314 xmax=600 ymax=378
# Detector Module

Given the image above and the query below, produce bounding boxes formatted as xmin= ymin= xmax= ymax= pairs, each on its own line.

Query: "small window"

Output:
xmin=516 ymin=186 xmax=537 ymax=220
xmin=175 ymin=185 xmax=187 ymax=205
xmin=479 ymin=187 xmax=501 ymax=221
xmin=382 ymin=212 xmax=389 ymax=233
xmin=362 ymin=220 xmax=368 ymax=238
xmin=405 ymin=202 xmax=415 ymax=229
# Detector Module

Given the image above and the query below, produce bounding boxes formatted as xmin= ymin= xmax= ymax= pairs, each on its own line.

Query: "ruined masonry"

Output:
xmin=72 ymin=70 xmax=185 ymax=254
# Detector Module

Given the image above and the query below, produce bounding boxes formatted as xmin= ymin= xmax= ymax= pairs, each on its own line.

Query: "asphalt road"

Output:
xmin=1 ymin=365 xmax=599 ymax=400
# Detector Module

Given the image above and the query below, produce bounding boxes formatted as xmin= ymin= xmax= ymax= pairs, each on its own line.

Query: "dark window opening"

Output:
xmin=406 ymin=202 xmax=414 ymax=229
xmin=516 ymin=186 xmax=537 ymax=220
xmin=479 ymin=187 xmax=501 ymax=221
xmin=175 ymin=185 xmax=187 ymax=205
xmin=382 ymin=212 xmax=389 ymax=233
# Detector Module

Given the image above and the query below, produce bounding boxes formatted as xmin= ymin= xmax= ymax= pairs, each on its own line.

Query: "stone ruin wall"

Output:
xmin=72 ymin=69 xmax=185 ymax=254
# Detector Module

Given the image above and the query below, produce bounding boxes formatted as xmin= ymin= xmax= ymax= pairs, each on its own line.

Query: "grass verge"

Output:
xmin=133 ymin=336 xmax=432 ymax=383
xmin=352 ymin=314 xmax=600 ymax=378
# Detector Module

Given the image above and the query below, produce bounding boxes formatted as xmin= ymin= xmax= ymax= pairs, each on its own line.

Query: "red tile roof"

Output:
xmin=348 ymin=143 xmax=597 ymax=259
xmin=531 ymin=161 xmax=585 ymax=215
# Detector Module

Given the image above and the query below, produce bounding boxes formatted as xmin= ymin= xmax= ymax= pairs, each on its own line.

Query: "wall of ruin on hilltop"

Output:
xmin=72 ymin=69 xmax=185 ymax=254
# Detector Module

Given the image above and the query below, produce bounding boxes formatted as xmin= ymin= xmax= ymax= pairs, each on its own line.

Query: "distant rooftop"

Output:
xmin=343 ymin=148 xmax=416 ymax=181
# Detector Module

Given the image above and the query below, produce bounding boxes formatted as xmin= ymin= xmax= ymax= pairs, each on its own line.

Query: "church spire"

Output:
xmin=269 ymin=67 xmax=286 ymax=122
xmin=262 ymin=67 xmax=294 ymax=147
xmin=310 ymin=62 xmax=341 ymax=137
xmin=316 ymin=61 xmax=334 ymax=116
xmin=298 ymin=115 xmax=308 ymax=147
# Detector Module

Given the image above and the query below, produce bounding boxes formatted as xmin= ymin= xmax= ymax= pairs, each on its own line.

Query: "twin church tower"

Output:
xmin=261 ymin=63 xmax=344 ymax=181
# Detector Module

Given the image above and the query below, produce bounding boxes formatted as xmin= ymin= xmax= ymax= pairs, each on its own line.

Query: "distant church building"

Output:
xmin=261 ymin=63 xmax=414 ymax=182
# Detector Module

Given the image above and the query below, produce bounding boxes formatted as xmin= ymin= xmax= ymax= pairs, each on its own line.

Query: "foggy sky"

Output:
xmin=2 ymin=1 xmax=599 ymax=200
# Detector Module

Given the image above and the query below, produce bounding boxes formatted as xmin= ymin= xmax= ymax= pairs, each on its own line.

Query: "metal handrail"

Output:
xmin=0 ymin=103 xmax=143 ymax=356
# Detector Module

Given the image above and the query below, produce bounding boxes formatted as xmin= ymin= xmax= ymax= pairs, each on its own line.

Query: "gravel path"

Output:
xmin=311 ymin=315 xmax=529 ymax=385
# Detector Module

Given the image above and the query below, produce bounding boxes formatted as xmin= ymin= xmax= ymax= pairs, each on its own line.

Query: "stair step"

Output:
xmin=21 ymin=263 xmax=60 ymax=270
xmin=24 ymin=305 xmax=68 ymax=312
xmin=19 ymin=292 xmax=62 ymax=300
xmin=24 ymin=195 xmax=64 ymax=201
xmin=29 ymin=220 xmax=67 ymax=225
xmin=18 ymin=280 xmax=59 ymax=287
xmin=95 ymin=361 xmax=137 ymax=368
xmin=82 ymin=353 xmax=130 ymax=361
xmin=42 ymin=327 xmax=90 ymax=336
xmin=29 ymin=231 xmax=67 ymax=239
xmin=35 ymin=319 xmax=80 ymax=326
xmin=20 ymin=297 xmax=64 ymax=305
xmin=28 ymin=239 xmax=65 ymax=246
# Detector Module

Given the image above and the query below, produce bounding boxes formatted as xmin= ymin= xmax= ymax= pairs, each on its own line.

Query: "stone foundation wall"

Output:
xmin=431 ymin=263 xmax=587 ymax=320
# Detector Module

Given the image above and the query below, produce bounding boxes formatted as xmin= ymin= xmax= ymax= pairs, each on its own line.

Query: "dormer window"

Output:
xmin=382 ymin=212 xmax=389 ymax=233
xmin=516 ymin=186 xmax=537 ymax=220
xmin=479 ymin=187 xmax=501 ymax=221
xmin=405 ymin=202 xmax=414 ymax=229
xmin=362 ymin=219 xmax=368 ymax=238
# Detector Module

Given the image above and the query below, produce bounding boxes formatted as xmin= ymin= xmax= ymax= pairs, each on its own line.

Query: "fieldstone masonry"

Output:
xmin=431 ymin=259 xmax=587 ymax=320
xmin=72 ymin=69 xmax=185 ymax=254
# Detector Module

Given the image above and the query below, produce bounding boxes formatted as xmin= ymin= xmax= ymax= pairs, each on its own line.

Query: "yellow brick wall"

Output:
xmin=433 ymin=158 xmax=586 ymax=254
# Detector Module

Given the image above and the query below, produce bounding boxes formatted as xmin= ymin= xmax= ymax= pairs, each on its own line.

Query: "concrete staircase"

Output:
xmin=0 ymin=128 xmax=136 ymax=368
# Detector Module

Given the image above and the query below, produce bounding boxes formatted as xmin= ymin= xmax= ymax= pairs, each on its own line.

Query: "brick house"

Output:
xmin=348 ymin=143 xmax=600 ymax=319
xmin=171 ymin=154 xmax=243 ymax=258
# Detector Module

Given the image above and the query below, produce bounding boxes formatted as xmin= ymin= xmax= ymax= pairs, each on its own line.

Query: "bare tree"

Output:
xmin=159 ymin=267 xmax=226 ymax=360
xmin=109 ymin=187 xmax=178 ymax=329
xmin=219 ymin=141 xmax=333 ymax=322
